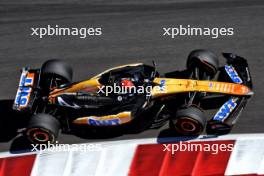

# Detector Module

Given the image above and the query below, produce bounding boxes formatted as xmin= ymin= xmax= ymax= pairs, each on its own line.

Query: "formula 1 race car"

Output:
xmin=13 ymin=50 xmax=253 ymax=144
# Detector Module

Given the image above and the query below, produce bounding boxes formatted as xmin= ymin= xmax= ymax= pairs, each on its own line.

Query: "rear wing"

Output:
xmin=13 ymin=68 xmax=40 ymax=111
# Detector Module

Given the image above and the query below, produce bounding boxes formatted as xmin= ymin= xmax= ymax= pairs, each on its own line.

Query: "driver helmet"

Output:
xmin=121 ymin=79 xmax=135 ymax=88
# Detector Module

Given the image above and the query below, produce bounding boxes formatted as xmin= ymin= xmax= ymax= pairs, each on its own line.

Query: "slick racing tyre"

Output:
xmin=41 ymin=59 xmax=73 ymax=91
xmin=170 ymin=106 xmax=206 ymax=136
xmin=25 ymin=113 xmax=60 ymax=144
xmin=187 ymin=49 xmax=219 ymax=78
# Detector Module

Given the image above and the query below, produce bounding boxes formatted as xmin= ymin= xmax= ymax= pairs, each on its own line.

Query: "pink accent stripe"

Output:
xmin=129 ymin=140 xmax=234 ymax=176
xmin=0 ymin=154 xmax=36 ymax=176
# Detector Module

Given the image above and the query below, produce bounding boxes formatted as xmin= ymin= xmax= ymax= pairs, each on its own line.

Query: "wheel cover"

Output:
xmin=175 ymin=117 xmax=203 ymax=135
xmin=27 ymin=128 xmax=55 ymax=144
xmin=180 ymin=120 xmax=196 ymax=132
xmin=33 ymin=131 xmax=49 ymax=142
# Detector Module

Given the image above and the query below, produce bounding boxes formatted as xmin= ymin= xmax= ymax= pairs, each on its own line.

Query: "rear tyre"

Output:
xmin=170 ymin=106 xmax=206 ymax=136
xmin=25 ymin=113 xmax=60 ymax=144
xmin=187 ymin=49 xmax=219 ymax=78
xmin=41 ymin=59 xmax=73 ymax=91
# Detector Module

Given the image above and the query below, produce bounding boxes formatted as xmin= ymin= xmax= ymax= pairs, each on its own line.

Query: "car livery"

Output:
xmin=14 ymin=69 xmax=35 ymax=110
xmin=213 ymin=97 xmax=238 ymax=122
xmin=11 ymin=51 xmax=254 ymax=144
xmin=73 ymin=112 xmax=132 ymax=126
xmin=159 ymin=79 xmax=166 ymax=91
xmin=225 ymin=65 xmax=243 ymax=84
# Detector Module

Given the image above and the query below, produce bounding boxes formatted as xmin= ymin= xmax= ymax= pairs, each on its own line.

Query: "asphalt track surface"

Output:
xmin=0 ymin=0 xmax=264 ymax=152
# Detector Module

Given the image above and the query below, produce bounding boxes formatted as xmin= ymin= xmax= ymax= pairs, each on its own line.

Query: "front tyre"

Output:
xmin=187 ymin=49 xmax=219 ymax=78
xmin=25 ymin=113 xmax=60 ymax=144
xmin=170 ymin=106 xmax=206 ymax=136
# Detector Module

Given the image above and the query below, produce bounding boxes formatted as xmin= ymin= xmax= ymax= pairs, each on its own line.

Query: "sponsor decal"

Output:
xmin=21 ymin=74 xmax=34 ymax=86
xmin=74 ymin=112 xmax=132 ymax=126
xmin=14 ymin=71 xmax=34 ymax=109
xmin=216 ymin=83 xmax=220 ymax=91
xmin=225 ymin=65 xmax=243 ymax=84
xmin=209 ymin=82 xmax=213 ymax=89
xmin=213 ymin=98 xmax=238 ymax=122
xmin=159 ymin=79 xmax=166 ymax=91
xmin=88 ymin=118 xmax=120 ymax=126
xmin=73 ymin=112 xmax=131 ymax=126
xmin=213 ymin=82 xmax=232 ymax=93
xmin=15 ymin=87 xmax=32 ymax=107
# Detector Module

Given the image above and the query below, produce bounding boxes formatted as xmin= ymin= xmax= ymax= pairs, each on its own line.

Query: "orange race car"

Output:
xmin=13 ymin=50 xmax=253 ymax=144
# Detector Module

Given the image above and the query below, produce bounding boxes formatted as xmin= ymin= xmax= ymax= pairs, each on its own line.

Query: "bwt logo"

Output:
xmin=88 ymin=118 xmax=120 ymax=126
xmin=213 ymin=98 xmax=237 ymax=121
xmin=20 ymin=75 xmax=33 ymax=86
xmin=16 ymin=87 xmax=32 ymax=106
xmin=15 ymin=74 xmax=34 ymax=107
xmin=225 ymin=65 xmax=243 ymax=84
